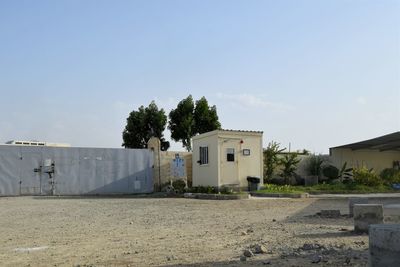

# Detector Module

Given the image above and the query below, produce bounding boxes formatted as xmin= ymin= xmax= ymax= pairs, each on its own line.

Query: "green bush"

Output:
xmin=260 ymin=184 xmax=304 ymax=194
xmin=189 ymin=186 xmax=236 ymax=194
xmin=189 ymin=186 xmax=218 ymax=194
xmin=306 ymin=154 xmax=325 ymax=176
xmin=322 ymin=165 xmax=339 ymax=180
xmin=219 ymin=186 xmax=234 ymax=194
xmin=353 ymin=167 xmax=383 ymax=186
xmin=302 ymin=182 xmax=393 ymax=193
xmin=380 ymin=168 xmax=400 ymax=184
xmin=322 ymin=163 xmax=352 ymax=182
xmin=172 ymin=179 xmax=186 ymax=193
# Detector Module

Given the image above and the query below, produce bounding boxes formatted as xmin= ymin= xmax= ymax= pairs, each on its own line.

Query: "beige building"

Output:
xmin=192 ymin=130 xmax=263 ymax=189
xmin=330 ymin=132 xmax=400 ymax=173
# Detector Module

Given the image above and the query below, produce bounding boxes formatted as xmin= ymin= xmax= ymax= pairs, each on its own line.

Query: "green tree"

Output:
xmin=263 ymin=141 xmax=285 ymax=183
xmin=122 ymin=101 xmax=169 ymax=149
xmin=168 ymin=96 xmax=195 ymax=151
xmin=193 ymin=97 xmax=221 ymax=134
xmin=306 ymin=154 xmax=325 ymax=177
xmin=280 ymin=153 xmax=301 ymax=185
xmin=169 ymin=95 xmax=221 ymax=151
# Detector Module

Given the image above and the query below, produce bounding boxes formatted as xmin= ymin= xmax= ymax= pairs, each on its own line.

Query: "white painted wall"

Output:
xmin=192 ymin=132 xmax=219 ymax=187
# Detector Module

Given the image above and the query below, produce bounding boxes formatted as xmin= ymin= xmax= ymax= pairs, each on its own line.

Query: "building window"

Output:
xmin=227 ymin=148 xmax=235 ymax=162
xmin=199 ymin=146 xmax=209 ymax=165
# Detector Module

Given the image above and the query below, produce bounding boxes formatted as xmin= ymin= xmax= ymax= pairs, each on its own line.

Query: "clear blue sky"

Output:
xmin=0 ymin=0 xmax=399 ymax=153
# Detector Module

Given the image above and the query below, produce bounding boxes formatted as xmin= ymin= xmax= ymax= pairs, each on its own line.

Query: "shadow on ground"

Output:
xmin=281 ymin=197 xmax=400 ymax=226
xmin=31 ymin=192 xmax=178 ymax=200
xmin=159 ymin=246 xmax=368 ymax=267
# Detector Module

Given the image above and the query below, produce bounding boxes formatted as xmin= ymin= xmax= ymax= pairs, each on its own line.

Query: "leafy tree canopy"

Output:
xmin=193 ymin=97 xmax=221 ymax=134
xmin=169 ymin=95 xmax=221 ymax=151
xmin=122 ymin=101 xmax=169 ymax=149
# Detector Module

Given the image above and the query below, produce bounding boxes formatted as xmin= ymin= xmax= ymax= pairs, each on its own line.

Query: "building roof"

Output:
xmin=220 ymin=129 xmax=264 ymax=134
xmin=330 ymin=132 xmax=400 ymax=151
xmin=193 ymin=129 xmax=263 ymax=140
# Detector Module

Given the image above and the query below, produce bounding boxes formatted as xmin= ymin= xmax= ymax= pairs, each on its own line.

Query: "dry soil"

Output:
xmin=0 ymin=196 xmax=395 ymax=266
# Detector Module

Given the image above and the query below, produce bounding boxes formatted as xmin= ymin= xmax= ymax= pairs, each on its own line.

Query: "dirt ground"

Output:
xmin=0 ymin=196 xmax=396 ymax=267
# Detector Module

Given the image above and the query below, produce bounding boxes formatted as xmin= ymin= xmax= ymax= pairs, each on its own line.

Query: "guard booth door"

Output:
xmin=220 ymin=139 xmax=240 ymax=186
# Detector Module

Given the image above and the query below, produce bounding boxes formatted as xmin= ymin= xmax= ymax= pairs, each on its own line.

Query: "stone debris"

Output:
xmin=240 ymin=255 xmax=247 ymax=262
xmin=246 ymin=228 xmax=254 ymax=234
xmin=300 ymin=243 xmax=325 ymax=251
xmin=311 ymin=254 xmax=322 ymax=263
xmin=253 ymin=244 xmax=268 ymax=254
xmin=166 ymin=255 xmax=177 ymax=261
xmin=353 ymin=241 xmax=365 ymax=246
xmin=243 ymin=249 xmax=254 ymax=257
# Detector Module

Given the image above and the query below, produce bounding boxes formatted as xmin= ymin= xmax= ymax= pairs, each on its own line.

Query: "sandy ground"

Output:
xmin=0 ymin=196 xmax=397 ymax=267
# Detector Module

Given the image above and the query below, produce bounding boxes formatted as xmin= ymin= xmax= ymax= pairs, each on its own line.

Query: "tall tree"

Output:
xmin=169 ymin=95 xmax=221 ymax=151
xmin=122 ymin=101 xmax=168 ymax=149
xmin=193 ymin=97 xmax=221 ymax=134
xmin=168 ymin=96 xmax=195 ymax=151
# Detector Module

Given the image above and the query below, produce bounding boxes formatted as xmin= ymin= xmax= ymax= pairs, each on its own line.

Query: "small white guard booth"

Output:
xmin=192 ymin=129 xmax=263 ymax=190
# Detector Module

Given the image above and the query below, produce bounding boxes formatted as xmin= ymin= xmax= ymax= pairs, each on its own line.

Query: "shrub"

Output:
xmin=261 ymin=184 xmax=304 ymax=193
xmin=188 ymin=186 xmax=236 ymax=194
xmin=322 ymin=165 xmax=339 ymax=180
xmin=263 ymin=142 xmax=285 ymax=183
xmin=306 ymin=154 xmax=325 ymax=176
xmin=219 ymin=186 xmax=234 ymax=194
xmin=172 ymin=179 xmax=186 ymax=193
xmin=322 ymin=163 xmax=352 ymax=183
xmin=353 ymin=167 xmax=383 ymax=186
xmin=189 ymin=186 xmax=218 ymax=194
xmin=279 ymin=153 xmax=300 ymax=185
xmin=380 ymin=168 xmax=400 ymax=184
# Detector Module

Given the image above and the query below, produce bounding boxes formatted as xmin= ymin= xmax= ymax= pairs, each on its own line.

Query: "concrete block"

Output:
xmin=369 ymin=224 xmax=400 ymax=267
xmin=384 ymin=204 xmax=400 ymax=223
xmin=353 ymin=204 xmax=383 ymax=233
xmin=349 ymin=197 xmax=368 ymax=217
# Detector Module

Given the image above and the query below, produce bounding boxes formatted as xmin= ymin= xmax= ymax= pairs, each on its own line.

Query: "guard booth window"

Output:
xmin=199 ymin=146 xmax=209 ymax=165
xmin=227 ymin=148 xmax=235 ymax=162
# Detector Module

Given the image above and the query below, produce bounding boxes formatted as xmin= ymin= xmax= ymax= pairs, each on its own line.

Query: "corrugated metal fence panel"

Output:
xmin=102 ymin=149 xmax=128 ymax=194
xmin=0 ymin=146 xmax=21 ymax=195
xmin=0 ymin=146 xmax=153 ymax=196
xmin=43 ymin=147 xmax=80 ymax=195
xmin=78 ymin=148 xmax=105 ymax=194
xmin=128 ymin=149 xmax=153 ymax=193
